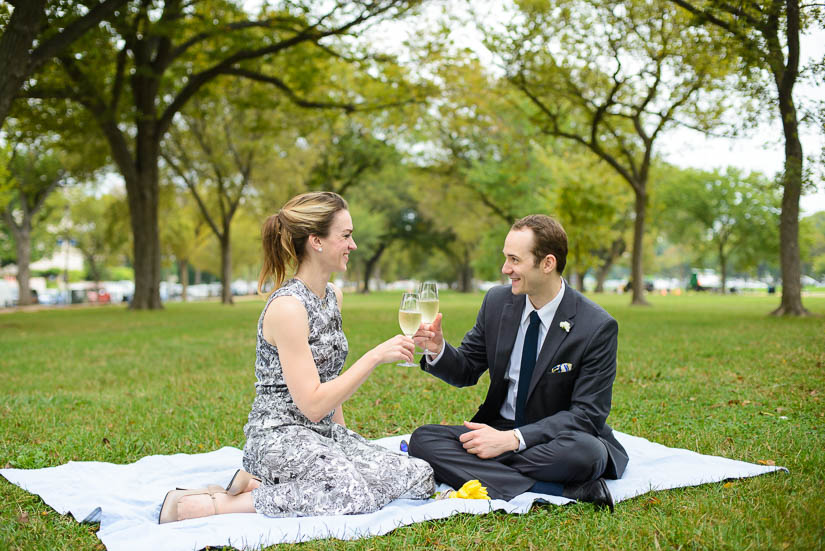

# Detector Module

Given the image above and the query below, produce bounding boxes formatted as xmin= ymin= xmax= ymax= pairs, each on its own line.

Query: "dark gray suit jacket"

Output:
xmin=421 ymin=283 xmax=628 ymax=479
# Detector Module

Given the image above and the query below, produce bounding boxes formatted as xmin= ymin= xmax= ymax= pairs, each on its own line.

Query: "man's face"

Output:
xmin=501 ymin=228 xmax=546 ymax=296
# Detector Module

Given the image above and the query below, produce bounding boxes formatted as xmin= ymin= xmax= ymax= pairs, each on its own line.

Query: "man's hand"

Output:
xmin=459 ymin=421 xmax=519 ymax=459
xmin=413 ymin=312 xmax=444 ymax=356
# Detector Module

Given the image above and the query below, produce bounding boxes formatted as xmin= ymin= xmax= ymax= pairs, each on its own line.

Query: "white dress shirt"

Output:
xmin=427 ymin=280 xmax=566 ymax=452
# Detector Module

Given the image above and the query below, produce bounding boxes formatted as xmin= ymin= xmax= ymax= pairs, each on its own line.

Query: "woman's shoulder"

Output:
xmin=262 ymin=291 xmax=309 ymax=341
xmin=263 ymin=281 xmax=309 ymax=318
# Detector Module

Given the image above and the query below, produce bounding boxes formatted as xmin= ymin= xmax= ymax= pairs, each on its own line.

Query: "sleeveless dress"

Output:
xmin=242 ymin=279 xmax=434 ymax=516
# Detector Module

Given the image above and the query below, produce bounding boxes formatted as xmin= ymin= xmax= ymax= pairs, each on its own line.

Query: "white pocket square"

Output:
xmin=551 ymin=363 xmax=573 ymax=373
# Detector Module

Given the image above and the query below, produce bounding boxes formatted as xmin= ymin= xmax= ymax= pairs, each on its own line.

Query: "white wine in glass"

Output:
xmin=397 ymin=292 xmax=421 ymax=366
xmin=418 ymin=281 xmax=439 ymax=358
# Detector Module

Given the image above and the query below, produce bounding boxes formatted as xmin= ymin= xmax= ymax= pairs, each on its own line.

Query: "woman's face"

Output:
xmin=318 ymin=209 xmax=357 ymax=272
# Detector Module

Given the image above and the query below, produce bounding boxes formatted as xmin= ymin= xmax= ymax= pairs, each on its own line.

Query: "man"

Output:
xmin=409 ymin=215 xmax=627 ymax=510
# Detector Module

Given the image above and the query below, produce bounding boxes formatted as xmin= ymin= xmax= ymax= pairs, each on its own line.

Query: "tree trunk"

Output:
xmin=125 ymin=167 xmax=162 ymax=309
xmin=13 ymin=224 xmax=33 ymax=307
xmin=575 ymin=271 xmax=586 ymax=293
xmin=719 ymin=245 xmax=727 ymax=295
xmin=84 ymin=252 xmax=103 ymax=292
xmin=594 ymin=238 xmax=625 ymax=293
xmin=770 ymin=5 xmax=807 ymax=316
xmin=220 ymin=230 xmax=233 ymax=305
xmin=459 ymin=248 xmax=473 ymax=293
xmin=772 ymin=142 xmax=806 ymax=315
xmin=179 ymin=259 xmax=189 ymax=302
xmin=630 ymin=186 xmax=649 ymax=306
xmin=768 ymin=0 xmax=809 ymax=316
xmin=362 ymin=243 xmax=388 ymax=293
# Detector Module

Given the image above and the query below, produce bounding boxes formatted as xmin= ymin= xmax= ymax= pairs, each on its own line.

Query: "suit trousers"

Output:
xmin=408 ymin=422 xmax=609 ymax=501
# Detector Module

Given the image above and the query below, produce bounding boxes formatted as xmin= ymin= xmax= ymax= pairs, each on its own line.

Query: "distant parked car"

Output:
xmin=87 ymin=289 xmax=111 ymax=303
xmin=623 ymin=280 xmax=654 ymax=293
xmin=38 ymin=289 xmax=67 ymax=305
xmin=0 ymin=280 xmax=18 ymax=307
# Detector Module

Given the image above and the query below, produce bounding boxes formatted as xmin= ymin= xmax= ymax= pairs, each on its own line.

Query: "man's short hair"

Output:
xmin=511 ymin=214 xmax=567 ymax=274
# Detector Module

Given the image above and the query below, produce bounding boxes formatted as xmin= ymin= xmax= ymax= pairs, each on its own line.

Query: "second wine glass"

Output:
xmin=397 ymin=291 xmax=421 ymax=367
xmin=418 ymin=281 xmax=439 ymax=358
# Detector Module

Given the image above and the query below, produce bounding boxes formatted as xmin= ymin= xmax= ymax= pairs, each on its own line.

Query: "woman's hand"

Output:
xmin=370 ymin=335 xmax=416 ymax=365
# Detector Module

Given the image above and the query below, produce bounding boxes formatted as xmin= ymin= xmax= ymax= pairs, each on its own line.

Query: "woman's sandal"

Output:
xmin=158 ymin=484 xmax=225 ymax=524
xmin=225 ymin=469 xmax=262 ymax=496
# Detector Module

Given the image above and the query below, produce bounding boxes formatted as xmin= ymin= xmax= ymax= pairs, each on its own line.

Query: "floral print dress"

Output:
xmin=242 ymin=279 xmax=434 ymax=516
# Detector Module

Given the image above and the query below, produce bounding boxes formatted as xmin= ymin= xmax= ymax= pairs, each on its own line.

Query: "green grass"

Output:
xmin=1 ymin=292 xmax=824 ymax=550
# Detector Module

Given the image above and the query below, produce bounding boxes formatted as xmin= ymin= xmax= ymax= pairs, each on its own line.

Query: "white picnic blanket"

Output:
xmin=1 ymin=431 xmax=785 ymax=551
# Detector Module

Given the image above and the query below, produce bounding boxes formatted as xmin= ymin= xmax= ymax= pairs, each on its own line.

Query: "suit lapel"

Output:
xmin=493 ymin=293 xmax=523 ymax=383
xmin=527 ymin=285 xmax=578 ymax=401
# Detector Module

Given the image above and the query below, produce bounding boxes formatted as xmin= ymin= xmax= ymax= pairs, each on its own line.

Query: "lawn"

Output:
xmin=1 ymin=292 xmax=824 ymax=550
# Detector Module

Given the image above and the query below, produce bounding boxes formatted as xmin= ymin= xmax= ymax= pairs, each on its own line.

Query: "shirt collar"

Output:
xmin=521 ymin=279 xmax=566 ymax=329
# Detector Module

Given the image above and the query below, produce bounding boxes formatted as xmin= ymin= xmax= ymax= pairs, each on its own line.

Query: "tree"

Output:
xmin=667 ymin=0 xmax=822 ymax=315
xmin=800 ymin=211 xmax=825 ymax=282
xmin=488 ymin=0 xmax=736 ymax=305
xmin=23 ymin=0 xmax=425 ymax=309
xmin=0 ymin=0 xmax=129 ymax=128
xmin=425 ymin=57 xmax=542 ymax=226
xmin=0 ymin=146 xmax=64 ymax=305
xmin=159 ymin=184 xmax=211 ymax=302
xmin=541 ymin=150 xmax=633 ymax=292
xmin=660 ymin=167 xmax=781 ymax=291
xmin=1 ymin=88 xmax=108 ymax=305
xmin=162 ymin=84 xmax=278 ymax=304
xmin=345 ymin=165 xmax=431 ymax=293
xmin=61 ymin=188 xmax=131 ymax=288
xmin=0 ymin=219 xmax=13 ymax=266
xmin=304 ymin=121 xmax=398 ymax=197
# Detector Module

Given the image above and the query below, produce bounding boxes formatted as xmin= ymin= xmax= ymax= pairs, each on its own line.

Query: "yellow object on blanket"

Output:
xmin=435 ymin=479 xmax=491 ymax=500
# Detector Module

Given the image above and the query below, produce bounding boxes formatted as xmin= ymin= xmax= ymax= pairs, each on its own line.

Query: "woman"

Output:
xmin=159 ymin=191 xmax=434 ymax=523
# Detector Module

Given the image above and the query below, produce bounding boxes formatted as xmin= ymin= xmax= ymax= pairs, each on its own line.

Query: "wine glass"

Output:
xmin=418 ymin=281 xmax=439 ymax=359
xmin=397 ymin=291 xmax=421 ymax=367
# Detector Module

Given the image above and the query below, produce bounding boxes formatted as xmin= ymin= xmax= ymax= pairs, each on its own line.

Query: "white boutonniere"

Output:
xmin=559 ymin=321 xmax=571 ymax=333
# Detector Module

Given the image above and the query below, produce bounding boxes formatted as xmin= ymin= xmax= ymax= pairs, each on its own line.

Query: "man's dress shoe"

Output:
xmin=562 ymin=478 xmax=615 ymax=512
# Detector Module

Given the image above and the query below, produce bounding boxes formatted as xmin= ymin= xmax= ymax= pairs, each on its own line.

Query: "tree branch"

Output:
xmin=167 ymin=16 xmax=308 ymax=63
xmin=109 ymin=43 xmax=128 ymax=112
xmin=156 ymin=2 xmax=406 ymax=135
xmin=668 ymin=0 xmax=764 ymax=53
xmin=32 ymin=0 xmax=130 ymax=69
xmin=222 ymin=68 xmax=360 ymax=111
xmin=161 ymin=147 xmax=222 ymax=238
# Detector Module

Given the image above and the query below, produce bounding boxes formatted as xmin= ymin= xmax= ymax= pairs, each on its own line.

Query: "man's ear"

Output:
xmin=542 ymin=254 xmax=557 ymax=274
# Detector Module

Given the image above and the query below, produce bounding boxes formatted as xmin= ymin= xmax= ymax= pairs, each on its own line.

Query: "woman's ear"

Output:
xmin=308 ymin=234 xmax=322 ymax=252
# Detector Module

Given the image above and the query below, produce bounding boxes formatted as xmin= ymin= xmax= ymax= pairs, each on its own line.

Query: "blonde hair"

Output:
xmin=258 ymin=191 xmax=349 ymax=295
